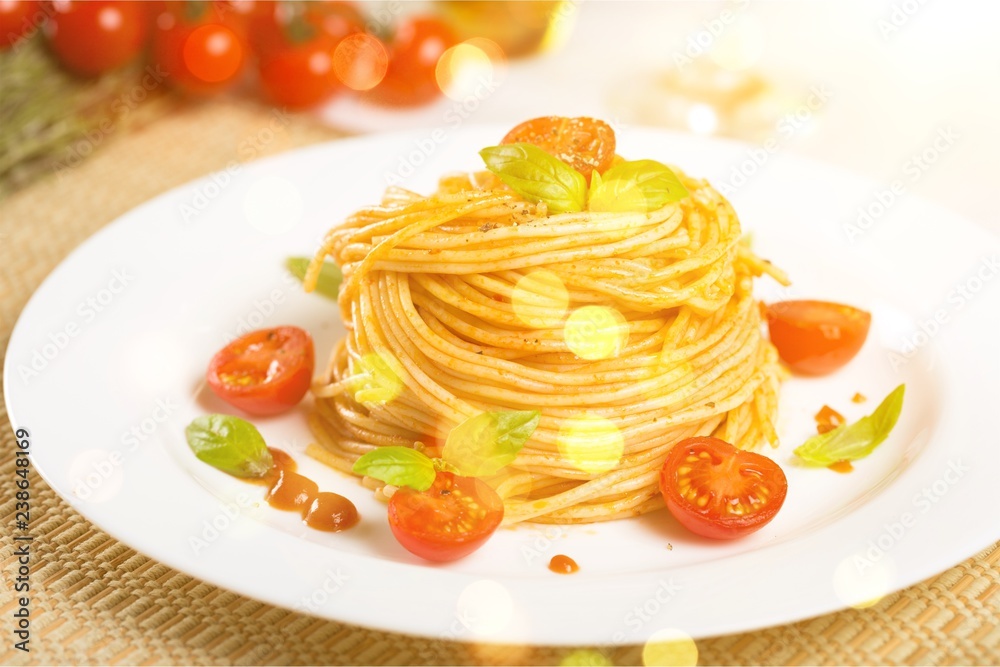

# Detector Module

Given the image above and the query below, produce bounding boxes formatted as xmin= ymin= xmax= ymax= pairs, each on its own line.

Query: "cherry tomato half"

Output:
xmin=152 ymin=1 xmax=246 ymax=96
xmin=44 ymin=1 xmax=148 ymax=76
xmin=206 ymin=326 xmax=314 ymax=416
xmin=0 ymin=0 xmax=39 ymax=51
xmin=368 ymin=16 xmax=456 ymax=107
xmin=501 ymin=116 xmax=617 ymax=181
xmin=388 ymin=471 xmax=504 ymax=562
xmin=765 ymin=300 xmax=871 ymax=376
xmin=659 ymin=436 xmax=787 ymax=540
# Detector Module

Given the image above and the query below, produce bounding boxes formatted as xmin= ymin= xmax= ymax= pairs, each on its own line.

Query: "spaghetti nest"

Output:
xmin=305 ymin=169 xmax=789 ymax=524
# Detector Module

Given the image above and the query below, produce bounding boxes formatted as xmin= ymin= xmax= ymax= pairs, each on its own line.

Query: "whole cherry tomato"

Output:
xmin=44 ymin=1 xmax=148 ymax=75
xmin=152 ymin=0 xmax=246 ymax=96
xmin=258 ymin=30 xmax=341 ymax=109
xmin=368 ymin=16 xmax=456 ymax=107
xmin=0 ymin=0 xmax=40 ymax=51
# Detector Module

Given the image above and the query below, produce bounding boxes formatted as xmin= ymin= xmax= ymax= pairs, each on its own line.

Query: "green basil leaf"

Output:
xmin=286 ymin=256 xmax=342 ymax=300
xmin=479 ymin=144 xmax=586 ymax=213
xmin=185 ymin=414 xmax=273 ymax=478
xmin=442 ymin=410 xmax=540 ymax=477
xmin=795 ymin=385 xmax=906 ymax=466
xmin=352 ymin=446 xmax=436 ymax=491
xmin=588 ymin=159 xmax=689 ymax=212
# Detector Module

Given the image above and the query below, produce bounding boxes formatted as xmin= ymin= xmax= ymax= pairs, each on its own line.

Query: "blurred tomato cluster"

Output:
xmin=0 ymin=0 xmax=460 ymax=110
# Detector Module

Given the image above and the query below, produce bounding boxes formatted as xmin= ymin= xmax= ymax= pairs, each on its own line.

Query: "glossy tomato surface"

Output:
xmin=765 ymin=300 xmax=871 ymax=375
xmin=0 ymin=0 xmax=40 ymax=50
xmin=151 ymin=1 xmax=246 ymax=96
xmin=501 ymin=116 xmax=617 ymax=180
xmin=206 ymin=326 xmax=314 ymax=416
xmin=45 ymin=0 xmax=148 ymax=75
xmin=388 ymin=471 xmax=504 ymax=562
xmin=368 ymin=16 xmax=455 ymax=107
xmin=659 ymin=436 xmax=787 ymax=540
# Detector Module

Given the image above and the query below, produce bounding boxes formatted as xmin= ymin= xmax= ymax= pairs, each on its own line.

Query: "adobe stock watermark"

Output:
xmin=519 ymin=525 xmax=568 ymax=565
xmin=610 ymin=578 xmax=683 ymax=643
xmin=178 ymin=108 xmax=292 ymax=223
xmin=53 ymin=65 xmax=169 ymax=180
xmin=70 ymin=397 xmax=180 ymax=503
xmin=851 ymin=458 xmax=968 ymax=574
xmin=887 ymin=254 xmax=998 ymax=371
xmin=189 ymin=493 xmax=260 ymax=555
xmin=15 ymin=268 xmax=135 ymax=385
xmin=715 ymin=84 xmax=832 ymax=197
xmin=843 ymin=126 xmax=958 ymax=243
xmin=294 ymin=566 xmax=351 ymax=613
xmin=672 ymin=0 xmax=752 ymax=69
xmin=877 ymin=0 xmax=932 ymax=40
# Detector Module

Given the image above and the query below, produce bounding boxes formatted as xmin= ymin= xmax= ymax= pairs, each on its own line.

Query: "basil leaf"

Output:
xmin=795 ymin=385 xmax=906 ymax=466
xmin=588 ymin=159 xmax=689 ymax=212
xmin=479 ymin=144 xmax=586 ymax=213
xmin=352 ymin=446 xmax=436 ymax=491
xmin=442 ymin=410 xmax=540 ymax=477
xmin=286 ymin=256 xmax=342 ymax=300
xmin=185 ymin=415 xmax=273 ymax=478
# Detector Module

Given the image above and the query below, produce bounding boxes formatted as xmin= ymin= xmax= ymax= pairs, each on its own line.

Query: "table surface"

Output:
xmin=2 ymin=3 xmax=1000 ymax=664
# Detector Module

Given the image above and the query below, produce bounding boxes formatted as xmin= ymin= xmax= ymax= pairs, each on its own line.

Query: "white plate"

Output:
xmin=6 ymin=127 xmax=1000 ymax=646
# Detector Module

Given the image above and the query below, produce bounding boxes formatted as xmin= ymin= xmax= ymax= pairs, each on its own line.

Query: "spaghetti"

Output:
xmin=305 ymin=167 xmax=789 ymax=524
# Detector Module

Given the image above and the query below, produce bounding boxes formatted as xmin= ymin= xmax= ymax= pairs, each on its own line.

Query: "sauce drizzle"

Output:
xmin=548 ymin=554 xmax=579 ymax=574
xmin=828 ymin=460 xmax=854 ymax=474
xmin=253 ymin=448 xmax=359 ymax=532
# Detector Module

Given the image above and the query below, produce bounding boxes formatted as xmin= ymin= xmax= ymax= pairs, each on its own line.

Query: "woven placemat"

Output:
xmin=1 ymin=99 xmax=998 ymax=666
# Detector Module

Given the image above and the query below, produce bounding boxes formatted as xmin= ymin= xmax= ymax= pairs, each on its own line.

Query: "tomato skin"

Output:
xmin=44 ymin=1 xmax=148 ymax=76
xmin=152 ymin=1 xmax=246 ymax=96
xmin=388 ymin=471 xmax=504 ymax=562
xmin=368 ymin=16 xmax=456 ymax=107
xmin=206 ymin=326 xmax=314 ymax=416
xmin=659 ymin=436 xmax=787 ymax=540
xmin=258 ymin=32 xmax=341 ymax=109
xmin=501 ymin=116 xmax=616 ymax=180
xmin=765 ymin=300 xmax=871 ymax=376
xmin=0 ymin=0 xmax=40 ymax=50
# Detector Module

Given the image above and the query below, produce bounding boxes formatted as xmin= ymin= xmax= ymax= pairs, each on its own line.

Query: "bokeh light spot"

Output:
xmin=334 ymin=34 xmax=388 ymax=91
xmin=557 ymin=414 xmax=624 ymax=474
xmin=353 ymin=352 xmax=405 ymax=404
xmin=642 ymin=628 xmax=698 ymax=667
xmin=833 ymin=553 xmax=896 ymax=609
xmin=687 ymin=103 xmax=718 ymax=135
xmin=512 ymin=270 xmax=569 ymax=328
xmin=560 ymin=648 xmax=613 ymax=666
xmin=244 ymin=175 xmax=302 ymax=235
xmin=436 ymin=39 xmax=506 ymax=101
xmin=457 ymin=579 xmax=513 ymax=637
xmin=564 ymin=306 xmax=628 ymax=360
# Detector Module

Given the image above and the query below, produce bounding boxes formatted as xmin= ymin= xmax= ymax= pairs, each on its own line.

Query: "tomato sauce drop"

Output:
xmin=815 ymin=405 xmax=845 ymax=434
xmin=828 ymin=460 xmax=854 ymax=474
xmin=548 ymin=554 xmax=579 ymax=574
xmin=252 ymin=448 xmax=359 ymax=532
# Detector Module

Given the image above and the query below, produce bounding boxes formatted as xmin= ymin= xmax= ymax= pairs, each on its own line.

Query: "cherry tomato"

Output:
xmin=765 ymin=300 xmax=871 ymax=376
xmin=152 ymin=1 xmax=246 ymax=96
xmin=368 ymin=16 xmax=456 ymax=107
xmin=44 ymin=1 xmax=147 ymax=75
xmin=206 ymin=326 xmax=314 ymax=416
xmin=501 ymin=116 xmax=617 ymax=181
xmin=258 ymin=31 xmax=340 ymax=108
xmin=659 ymin=436 xmax=787 ymax=540
xmin=246 ymin=0 xmax=359 ymax=61
xmin=388 ymin=471 xmax=504 ymax=562
xmin=0 ymin=0 xmax=39 ymax=51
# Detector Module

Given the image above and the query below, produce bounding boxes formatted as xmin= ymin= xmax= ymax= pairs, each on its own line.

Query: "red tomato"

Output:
xmin=151 ymin=1 xmax=246 ymax=96
xmin=659 ymin=436 xmax=787 ymax=540
xmin=44 ymin=1 xmax=147 ymax=75
xmin=246 ymin=0 xmax=359 ymax=61
xmin=206 ymin=326 xmax=314 ymax=416
xmin=765 ymin=300 xmax=871 ymax=376
xmin=368 ymin=16 xmax=456 ymax=107
xmin=258 ymin=32 xmax=341 ymax=108
xmin=501 ymin=116 xmax=617 ymax=180
xmin=388 ymin=471 xmax=504 ymax=562
xmin=0 ymin=0 xmax=39 ymax=51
